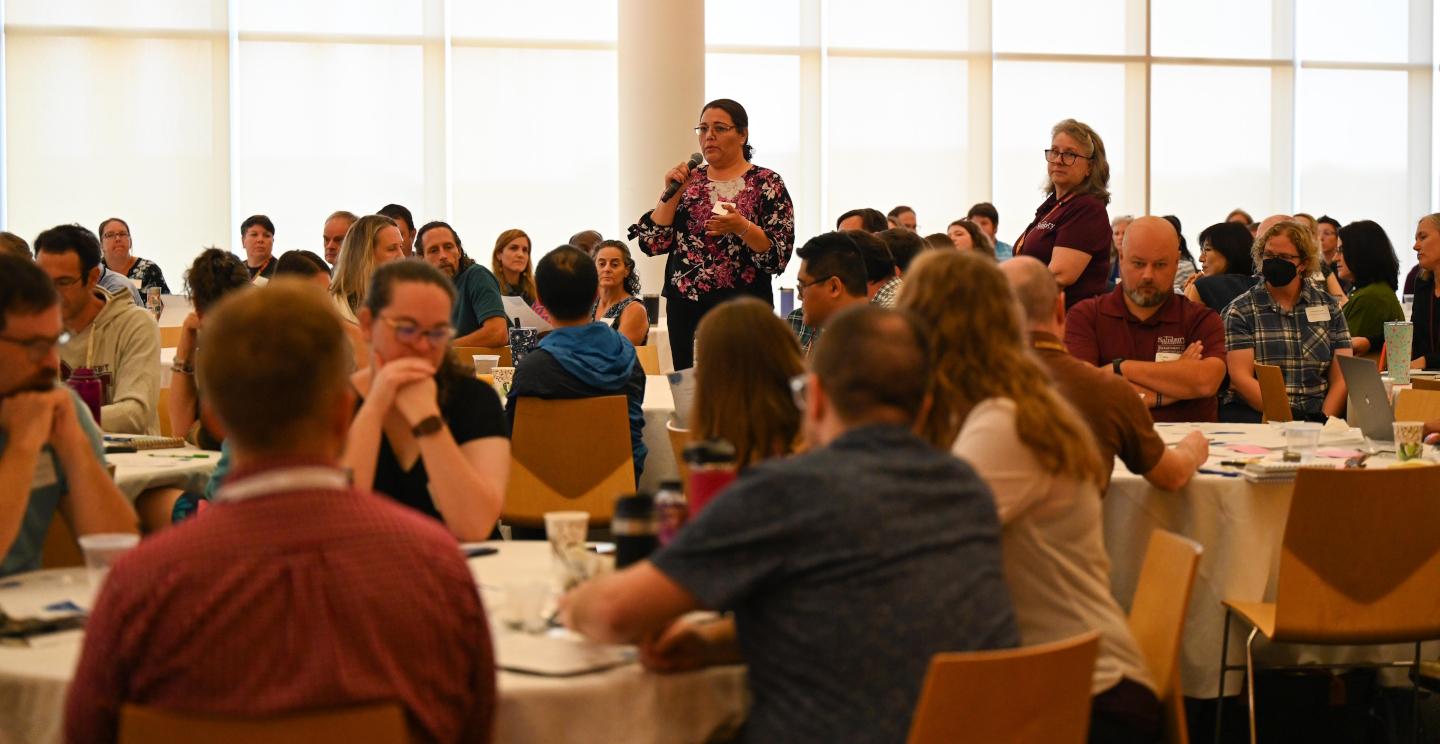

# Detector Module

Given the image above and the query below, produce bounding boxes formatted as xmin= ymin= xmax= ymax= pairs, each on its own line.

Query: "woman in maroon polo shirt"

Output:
xmin=1014 ymin=119 xmax=1114 ymax=308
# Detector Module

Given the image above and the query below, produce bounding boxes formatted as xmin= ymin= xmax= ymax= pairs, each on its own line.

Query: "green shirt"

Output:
xmin=452 ymin=264 xmax=508 ymax=336
xmin=1342 ymin=282 xmax=1405 ymax=344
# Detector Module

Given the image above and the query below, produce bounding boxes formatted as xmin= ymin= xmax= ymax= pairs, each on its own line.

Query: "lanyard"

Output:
xmin=1014 ymin=195 xmax=1072 ymax=255
xmin=1032 ymin=339 xmax=1066 ymax=353
xmin=216 ymin=467 xmax=349 ymax=503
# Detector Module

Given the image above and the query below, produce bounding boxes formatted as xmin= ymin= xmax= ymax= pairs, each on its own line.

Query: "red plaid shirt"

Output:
xmin=65 ymin=461 xmax=495 ymax=744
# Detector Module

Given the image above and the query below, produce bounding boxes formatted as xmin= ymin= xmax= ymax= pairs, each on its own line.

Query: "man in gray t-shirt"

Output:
xmin=563 ymin=305 xmax=1018 ymax=744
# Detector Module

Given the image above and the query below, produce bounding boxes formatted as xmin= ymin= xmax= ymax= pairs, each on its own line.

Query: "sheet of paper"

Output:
xmin=495 ymin=630 xmax=635 ymax=677
xmin=502 ymin=296 xmax=554 ymax=333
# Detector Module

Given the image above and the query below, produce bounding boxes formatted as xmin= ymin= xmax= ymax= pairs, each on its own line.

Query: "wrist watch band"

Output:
xmin=1111 ymin=358 xmax=1124 ymax=376
xmin=411 ymin=415 xmax=444 ymax=438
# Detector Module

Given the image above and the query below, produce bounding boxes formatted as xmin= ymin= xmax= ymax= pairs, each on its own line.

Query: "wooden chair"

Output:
xmin=1393 ymin=387 xmax=1440 ymax=422
xmin=665 ymin=417 xmax=692 ymax=495
xmin=41 ymin=512 xmax=83 ymax=568
xmin=1254 ymin=363 xmax=1291 ymax=423
xmin=157 ymin=387 xmax=172 ymax=438
xmin=119 ymin=703 xmax=409 ymax=744
xmin=452 ymin=345 xmax=511 ymax=370
xmin=1410 ymin=376 xmax=1440 ymax=392
xmin=635 ymin=344 xmax=660 ymax=376
xmin=1215 ymin=466 xmax=1440 ymax=744
xmin=907 ymin=630 xmax=1100 ymax=744
xmin=504 ymin=396 xmax=635 ymax=528
xmin=1127 ymin=530 xmax=1203 ymax=744
xmin=158 ymin=326 xmax=183 ymax=349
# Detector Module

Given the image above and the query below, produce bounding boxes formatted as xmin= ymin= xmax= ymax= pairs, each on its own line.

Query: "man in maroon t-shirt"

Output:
xmin=1064 ymin=216 xmax=1227 ymax=423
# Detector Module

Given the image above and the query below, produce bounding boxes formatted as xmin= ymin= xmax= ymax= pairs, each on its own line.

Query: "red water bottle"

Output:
xmin=683 ymin=439 xmax=737 ymax=517
xmin=66 ymin=368 xmax=103 ymax=425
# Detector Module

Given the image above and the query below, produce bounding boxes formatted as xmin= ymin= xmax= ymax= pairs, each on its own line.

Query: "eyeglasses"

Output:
xmin=0 ymin=331 xmax=71 ymax=362
xmin=795 ymin=275 xmax=835 ymax=296
xmin=379 ymin=315 xmax=455 ymax=347
xmin=1044 ymin=149 xmax=1092 ymax=166
xmin=694 ymin=124 xmax=735 ymax=136
xmin=789 ymin=373 xmax=809 ymax=412
xmin=52 ymin=275 xmax=85 ymax=289
xmin=102 ymin=231 xmax=130 ymax=241
xmin=1261 ymin=251 xmax=1301 ymax=264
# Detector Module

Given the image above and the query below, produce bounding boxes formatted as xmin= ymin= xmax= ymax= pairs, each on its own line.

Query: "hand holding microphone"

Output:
xmin=661 ymin=153 xmax=704 ymax=202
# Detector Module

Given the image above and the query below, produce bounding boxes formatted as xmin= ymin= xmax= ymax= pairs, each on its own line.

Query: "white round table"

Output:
xmin=0 ymin=541 xmax=748 ymax=744
xmin=109 ymin=448 xmax=219 ymax=503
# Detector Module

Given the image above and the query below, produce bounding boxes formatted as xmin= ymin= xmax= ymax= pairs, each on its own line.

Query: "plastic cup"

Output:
xmin=500 ymin=581 xmax=551 ymax=634
xmin=490 ymin=366 xmax=515 ymax=399
xmin=471 ymin=354 xmax=500 ymax=376
xmin=1283 ymin=422 xmax=1322 ymax=463
xmin=1385 ymin=322 xmax=1414 ymax=384
xmin=78 ymin=533 xmax=140 ymax=593
xmin=1394 ymin=420 xmax=1425 ymax=461
xmin=544 ymin=511 xmax=592 ymax=590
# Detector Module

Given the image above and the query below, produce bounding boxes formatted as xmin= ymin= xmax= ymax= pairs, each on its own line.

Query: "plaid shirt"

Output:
xmin=1223 ymin=279 xmax=1351 ymax=415
xmin=786 ymin=307 xmax=819 ymax=358
xmin=871 ymin=276 xmax=904 ymax=309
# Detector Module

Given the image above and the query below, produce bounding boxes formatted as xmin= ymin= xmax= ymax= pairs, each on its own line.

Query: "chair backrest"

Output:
xmin=157 ymin=387 xmax=172 ymax=438
xmin=1273 ymin=466 xmax=1440 ymax=644
xmin=1127 ymin=530 xmax=1202 ymax=744
xmin=505 ymin=395 xmax=635 ymax=527
xmin=1255 ymin=363 xmax=1291 ymax=423
xmin=452 ymin=345 xmax=512 ymax=370
xmin=665 ymin=417 xmax=692 ymax=496
xmin=1410 ymin=377 xmax=1440 ymax=392
xmin=119 ymin=703 xmax=409 ymax=744
xmin=907 ymin=630 xmax=1100 ymax=744
xmin=159 ymin=326 xmax=183 ymax=349
xmin=635 ymin=344 xmax=660 ymax=376
xmin=1394 ymin=387 xmax=1440 ymax=422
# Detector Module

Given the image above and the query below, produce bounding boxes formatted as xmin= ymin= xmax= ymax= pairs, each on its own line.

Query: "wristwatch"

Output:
xmin=1111 ymin=358 xmax=1125 ymax=376
xmin=411 ymin=415 xmax=444 ymax=438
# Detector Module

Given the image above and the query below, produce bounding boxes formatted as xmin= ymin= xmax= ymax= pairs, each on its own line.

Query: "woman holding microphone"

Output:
xmin=629 ymin=98 xmax=795 ymax=370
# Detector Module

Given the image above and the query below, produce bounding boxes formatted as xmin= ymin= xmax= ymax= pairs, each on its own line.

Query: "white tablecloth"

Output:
xmin=640 ymin=375 xmax=679 ymax=493
xmin=649 ymin=326 xmax=673 ymax=375
xmin=1103 ymin=422 xmax=1438 ymax=699
xmin=109 ymin=448 xmax=219 ymax=502
xmin=0 ymin=542 xmax=747 ymax=744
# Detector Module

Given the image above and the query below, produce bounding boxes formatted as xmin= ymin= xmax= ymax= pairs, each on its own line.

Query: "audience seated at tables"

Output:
xmin=878 ymin=227 xmax=925 ymax=274
xmin=1183 ymin=221 xmax=1256 ymax=314
xmin=1407 ymin=213 xmax=1440 ymax=371
xmin=947 ymin=218 xmax=995 ymax=259
xmin=35 ymin=224 xmax=161 ymax=435
xmin=691 ymin=297 xmax=805 ymax=469
xmin=493 ymin=228 xmax=539 ymax=306
xmin=378 ymin=203 xmax=417 ymax=257
xmin=1317 ymin=215 xmax=1350 ymax=294
xmin=563 ymin=304 xmax=1019 ymax=744
xmin=321 ymin=210 xmax=358 ymax=268
xmin=169 ymin=249 xmax=251 ymax=449
xmin=569 ymin=229 xmax=604 ymax=256
xmin=1065 ymin=216 xmax=1227 ymax=423
xmin=508 ymin=246 xmax=647 ymax=481
xmin=1003 ymin=256 xmax=1207 ymax=491
xmin=849 ymin=230 xmax=902 ymax=308
xmin=835 ymin=207 xmax=888 ymax=233
xmin=65 ymin=281 xmax=495 ymax=744
xmin=901 ymin=249 xmax=1161 ymax=744
xmin=1334 ymin=220 xmax=1404 ymax=356
xmin=0 ymin=231 xmax=29 ymax=258
xmin=967 ymin=201 xmax=1012 ymax=260
xmin=343 ymin=261 xmax=509 ymax=541
xmin=98 ymin=218 xmax=169 ymax=295
xmin=786 ymin=231 xmax=869 ymax=358
xmin=273 ymin=249 xmax=332 ymax=287
xmin=1223 ymin=219 xmax=1353 ymax=423
xmin=591 ymin=240 xmax=650 ymax=346
xmin=239 ymin=214 xmax=277 ymax=282
xmin=1161 ymin=215 xmax=1198 ymax=292
xmin=0 ymin=254 xmax=136 ymax=577
xmin=418 ymin=221 xmax=509 ymax=348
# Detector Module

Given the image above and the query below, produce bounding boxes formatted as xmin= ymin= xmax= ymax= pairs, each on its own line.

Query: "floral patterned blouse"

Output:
xmin=629 ymin=165 xmax=795 ymax=303
xmin=124 ymin=257 xmax=170 ymax=294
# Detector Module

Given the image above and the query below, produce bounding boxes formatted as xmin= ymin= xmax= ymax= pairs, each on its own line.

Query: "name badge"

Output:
xmin=32 ymin=451 xmax=59 ymax=490
xmin=1154 ymin=352 xmax=1182 ymax=362
xmin=1305 ymin=305 xmax=1330 ymax=323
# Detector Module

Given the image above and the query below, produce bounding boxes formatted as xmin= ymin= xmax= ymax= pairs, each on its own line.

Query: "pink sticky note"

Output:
xmin=1226 ymin=444 xmax=1271 ymax=455
xmin=1317 ymin=448 xmax=1363 ymax=459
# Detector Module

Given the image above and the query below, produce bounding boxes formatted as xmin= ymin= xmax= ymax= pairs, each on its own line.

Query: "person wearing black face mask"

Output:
xmin=1220 ymin=220 xmax=1353 ymax=422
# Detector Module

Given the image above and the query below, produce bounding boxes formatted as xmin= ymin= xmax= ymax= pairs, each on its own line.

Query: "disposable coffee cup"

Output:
xmin=490 ymin=366 xmax=515 ymax=398
xmin=1283 ymin=422 xmax=1322 ymax=463
xmin=78 ymin=533 xmax=140 ymax=593
xmin=471 ymin=354 xmax=500 ymax=376
xmin=1394 ymin=420 xmax=1425 ymax=461
xmin=1385 ymin=322 xmax=1414 ymax=384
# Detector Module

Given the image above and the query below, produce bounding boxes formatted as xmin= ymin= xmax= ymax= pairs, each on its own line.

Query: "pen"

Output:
xmin=146 ymin=453 xmax=209 ymax=460
xmin=1198 ymin=468 xmax=1241 ymax=478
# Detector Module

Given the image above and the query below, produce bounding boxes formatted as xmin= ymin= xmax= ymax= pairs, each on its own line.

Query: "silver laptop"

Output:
xmin=1339 ymin=355 xmax=1393 ymax=442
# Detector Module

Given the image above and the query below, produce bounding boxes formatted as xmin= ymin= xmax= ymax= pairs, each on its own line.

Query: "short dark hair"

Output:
xmin=1161 ymin=215 xmax=1194 ymax=262
xmin=240 ymin=214 xmax=275 ymax=236
xmin=97 ymin=217 xmax=130 ymax=239
xmin=812 ymin=304 xmax=930 ymax=423
xmin=0 ymin=254 xmax=59 ymax=334
xmin=594 ymin=239 xmax=642 ymax=296
xmin=923 ymin=232 xmax=953 ymax=251
xmin=1197 ymin=222 xmax=1254 ymax=276
xmin=416 ymin=220 xmax=471 ymax=270
xmin=275 ymin=250 xmax=330 ymax=278
xmin=847 ymin=230 xmax=896 ymax=283
xmin=536 ymin=245 xmax=599 ymax=321
xmin=796 ymin=232 xmax=867 ymax=298
xmin=1317 ymin=215 xmax=1341 ymax=232
xmin=34 ymin=224 xmax=103 ymax=279
xmin=836 ymin=208 xmax=888 ymax=233
xmin=701 ymin=98 xmax=753 ymax=160
xmin=185 ymin=248 xmax=251 ymax=314
xmin=886 ymin=205 xmax=914 ymax=220
xmin=377 ymin=204 xmax=414 ymax=233
xmin=0 ymin=232 xmax=29 ymax=258
xmin=879 ymin=228 xmax=926 ymax=272
xmin=966 ymin=202 xmax=999 ymax=227
xmin=1337 ymin=220 xmax=1400 ymax=291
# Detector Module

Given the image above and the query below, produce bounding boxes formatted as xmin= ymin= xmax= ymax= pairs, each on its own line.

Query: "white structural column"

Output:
xmin=617 ymin=0 xmax=705 ymax=294
xmin=422 ymin=0 xmax=452 ymax=222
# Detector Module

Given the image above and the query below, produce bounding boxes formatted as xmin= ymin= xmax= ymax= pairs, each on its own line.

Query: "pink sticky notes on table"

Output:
xmin=1226 ymin=444 xmax=1271 ymax=455
xmin=1316 ymin=448 xmax=1363 ymax=459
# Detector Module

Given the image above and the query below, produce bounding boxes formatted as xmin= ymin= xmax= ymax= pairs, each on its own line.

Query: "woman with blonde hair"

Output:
xmin=492 ymin=228 xmax=538 ymax=305
xmin=690 ymin=297 xmax=805 ymax=469
xmin=1410 ymin=212 xmax=1440 ymax=370
xmin=900 ymin=249 xmax=1160 ymax=744
xmin=330 ymin=214 xmax=407 ymax=324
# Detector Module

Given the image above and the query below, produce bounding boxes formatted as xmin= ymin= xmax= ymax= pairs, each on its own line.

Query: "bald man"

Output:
xmin=1064 ymin=216 xmax=1228 ymax=423
xmin=1003 ymin=256 xmax=1207 ymax=491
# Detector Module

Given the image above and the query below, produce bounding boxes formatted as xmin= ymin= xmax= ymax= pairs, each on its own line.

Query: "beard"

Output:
xmin=1124 ymin=284 xmax=1171 ymax=308
xmin=5 ymin=369 xmax=59 ymax=397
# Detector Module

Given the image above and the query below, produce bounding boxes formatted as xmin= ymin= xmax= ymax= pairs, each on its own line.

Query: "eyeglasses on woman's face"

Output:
xmin=1044 ymin=148 xmax=1092 ymax=166
xmin=379 ymin=314 xmax=455 ymax=347
xmin=694 ymin=124 xmax=735 ymax=137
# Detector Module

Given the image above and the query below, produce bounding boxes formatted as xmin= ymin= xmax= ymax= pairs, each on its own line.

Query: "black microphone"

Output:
xmin=661 ymin=153 xmax=703 ymax=201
